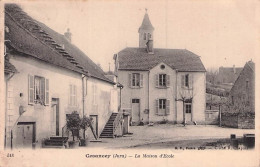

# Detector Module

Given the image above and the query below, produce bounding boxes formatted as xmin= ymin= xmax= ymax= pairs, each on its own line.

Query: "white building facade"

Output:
xmin=114 ymin=11 xmax=206 ymax=125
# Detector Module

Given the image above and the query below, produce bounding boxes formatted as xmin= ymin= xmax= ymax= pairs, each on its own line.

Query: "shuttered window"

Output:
xmin=69 ymin=84 xmax=77 ymax=106
xmin=129 ymin=73 xmax=143 ymax=88
xmin=155 ymin=99 xmax=170 ymax=116
xmin=156 ymin=74 xmax=170 ymax=88
xmin=28 ymin=75 xmax=49 ymax=105
xmin=181 ymin=74 xmax=193 ymax=89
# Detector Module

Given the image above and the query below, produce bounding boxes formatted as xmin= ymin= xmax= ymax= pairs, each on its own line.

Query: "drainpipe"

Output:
xmin=82 ymin=73 xmax=89 ymax=117
xmin=82 ymin=74 xmax=86 ymax=117
xmin=82 ymin=73 xmax=89 ymax=140
xmin=175 ymin=70 xmax=178 ymax=124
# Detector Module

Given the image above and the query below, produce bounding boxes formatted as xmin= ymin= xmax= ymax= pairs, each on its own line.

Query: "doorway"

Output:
xmin=131 ymin=99 xmax=140 ymax=125
xmin=16 ymin=122 xmax=35 ymax=148
xmin=51 ymin=98 xmax=59 ymax=136
xmin=185 ymin=103 xmax=192 ymax=122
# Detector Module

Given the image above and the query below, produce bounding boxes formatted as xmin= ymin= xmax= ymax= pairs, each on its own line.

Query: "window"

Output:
xmin=28 ymin=75 xmax=49 ymax=105
xmin=181 ymin=74 xmax=192 ymax=88
xmin=69 ymin=84 xmax=77 ymax=106
xmin=231 ymin=96 xmax=234 ymax=105
xmin=185 ymin=103 xmax=192 ymax=113
xmin=34 ymin=76 xmax=45 ymax=104
xmin=132 ymin=99 xmax=140 ymax=103
xmin=160 ymin=65 xmax=165 ymax=70
xmin=156 ymin=74 xmax=170 ymax=88
xmin=148 ymin=33 xmax=152 ymax=39
xmin=155 ymin=99 xmax=170 ymax=116
xmin=132 ymin=73 xmax=140 ymax=86
xmin=129 ymin=73 xmax=143 ymax=88
xmin=185 ymin=74 xmax=189 ymax=87
xmin=159 ymin=99 xmax=166 ymax=109
xmin=143 ymin=33 xmax=146 ymax=40
xmin=159 ymin=74 xmax=166 ymax=87
xmin=246 ymin=80 xmax=249 ymax=89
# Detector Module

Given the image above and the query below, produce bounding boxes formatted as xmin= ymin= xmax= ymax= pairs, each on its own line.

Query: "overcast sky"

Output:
xmin=19 ymin=0 xmax=259 ymax=72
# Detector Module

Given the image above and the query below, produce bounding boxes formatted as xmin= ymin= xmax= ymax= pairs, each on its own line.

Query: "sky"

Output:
xmin=18 ymin=0 xmax=259 ymax=72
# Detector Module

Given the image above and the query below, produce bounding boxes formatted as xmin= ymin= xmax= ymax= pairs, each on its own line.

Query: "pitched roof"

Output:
xmin=4 ymin=58 xmax=17 ymax=74
xmin=117 ymin=47 xmax=206 ymax=72
xmin=4 ymin=4 xmax=114 ymax=84
xmin=138 ymin=12 xmax=154 ymax=32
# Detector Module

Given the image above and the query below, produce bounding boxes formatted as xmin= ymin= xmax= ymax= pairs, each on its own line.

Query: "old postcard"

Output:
xmin=0 ymin=0 xmax=259 ymax=166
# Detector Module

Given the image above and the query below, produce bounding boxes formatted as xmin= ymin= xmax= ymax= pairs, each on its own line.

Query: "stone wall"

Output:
xmin=221 ymin=112 xmax=254 ymax=129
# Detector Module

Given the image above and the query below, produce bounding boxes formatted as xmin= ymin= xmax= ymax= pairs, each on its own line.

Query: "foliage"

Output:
xmin=80 ymin=115 xmax=92 ymax=130
xmin=66 ymin=111 xmax=81 ymax=141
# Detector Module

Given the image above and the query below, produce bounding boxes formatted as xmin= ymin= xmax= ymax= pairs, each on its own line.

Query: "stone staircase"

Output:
xmin=99 ymin=113 xmax=118 ymax=138
xmin=42 ymin=136 xmax=68 ymax=148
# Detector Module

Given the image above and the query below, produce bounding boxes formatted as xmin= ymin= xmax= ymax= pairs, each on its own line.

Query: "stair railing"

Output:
xmin=113 ymin=112 xmax=123 ymax=138
xmin=62 ymin=124 xmax=69 ymax=138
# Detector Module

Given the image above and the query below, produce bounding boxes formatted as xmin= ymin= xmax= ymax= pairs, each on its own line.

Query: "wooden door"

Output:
xmin=185 ymin=103 xmax=192 ymax=122
xmin=131 ymin=99 xmax=140 ymax=124
xmin=16 ymin=123 xmax=35 ymax=148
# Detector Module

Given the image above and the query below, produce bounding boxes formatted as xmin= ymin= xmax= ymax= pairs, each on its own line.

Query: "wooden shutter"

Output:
xmin=140 ymin=74 xmax=143 ymax=87
xmin=166 ymin=99 xmax=170 ymax=115
xmin=181 ymin=75 xmax=185 ymax=88
xmin=28 ymin=75 xmax=34 ymax=105
xmin=45 ymin=78 xmax=49 ymax=105
xmin=74 ymin=85 xmax=77 ymax=106
xmin=40 ymin=78 xmax=45 ymax=104
xmin=155 ymin=74 xmax=159 ymax=87
xmin=166 ymin=75 xmax=170 ymax=87
xmin=129 ymin=73 xmax=132 ymax=88
xmin=69 ymin=84 xmax=72 ymax=105
xmin=155 ymin=99 xmax=159 ymax=115
xmin=189 ymin=74 xmax=193 ymax=89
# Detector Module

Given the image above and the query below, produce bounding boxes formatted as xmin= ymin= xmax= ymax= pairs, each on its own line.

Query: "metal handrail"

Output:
xmin=62 ymin=124 xmax=69 ymax=138
xmin=113 ymin=112 xmax=123 ymax=137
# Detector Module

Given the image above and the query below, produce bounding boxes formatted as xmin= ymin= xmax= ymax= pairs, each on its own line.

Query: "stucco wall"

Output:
xmin=6 ymin=54 xmax=82 ymax=148
xmin=5 ymin=54 xmax=116 ymax=147
xmin=117 ymin=70 xmax=149 ymax=123
xmin=85 ymin=77 xmax=117 ymax=136
xmin=176 ymin=72 xmax=206 ymax=124
xmin=149 ymin=63 xmax=176 ymax=123
xmin=118 ymin=64 xmax=206 ymax=124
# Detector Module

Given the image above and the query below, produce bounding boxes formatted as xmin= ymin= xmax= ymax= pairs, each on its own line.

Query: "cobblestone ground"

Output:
xmin=85 ymin=124 xmax=254 ymax=149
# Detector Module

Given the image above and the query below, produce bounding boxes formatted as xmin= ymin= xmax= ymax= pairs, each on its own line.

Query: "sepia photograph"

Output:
xmin=0 ymin=0 xmax=259 ymax=166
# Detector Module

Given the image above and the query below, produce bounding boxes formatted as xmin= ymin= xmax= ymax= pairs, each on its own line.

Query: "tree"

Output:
xmin=66 ymin=111 xmax=81 ymax=141
xmin=80 ymin=115 xmax=92 ymax=140
xmin=175 ymin=88 xmax=194 ymax=126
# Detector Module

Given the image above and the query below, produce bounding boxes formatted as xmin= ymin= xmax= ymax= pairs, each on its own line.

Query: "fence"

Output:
xmin=205 ymin=110 xmax=219 ymax=125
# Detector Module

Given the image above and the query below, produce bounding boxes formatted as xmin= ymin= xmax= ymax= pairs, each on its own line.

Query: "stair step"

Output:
xmin=100 ymin=135 xmax=113 ymax=138
xmin=50 ymin=137 xmax=68 ymax=141
xmin=101 ymin=132 xmax=113 ymax=134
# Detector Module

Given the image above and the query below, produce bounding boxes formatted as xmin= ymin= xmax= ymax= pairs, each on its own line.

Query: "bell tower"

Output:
xmin=138 ymin=9 xmax=154 ymax=48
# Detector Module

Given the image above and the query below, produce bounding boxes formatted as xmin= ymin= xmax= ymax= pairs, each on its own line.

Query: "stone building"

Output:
xmin=221 ymin=61 xmax=255 ymax=129
xmin=114 ymin=11 xmax=206 ymax=125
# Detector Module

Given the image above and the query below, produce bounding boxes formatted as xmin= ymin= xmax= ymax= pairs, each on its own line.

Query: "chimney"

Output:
xmin=146 ymin=39 xmax=154 ymax=54
xmin=233 ymin=65 xmax=236 ymax=73
xmin=64 ymin=28 xmax=72 ymax=42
